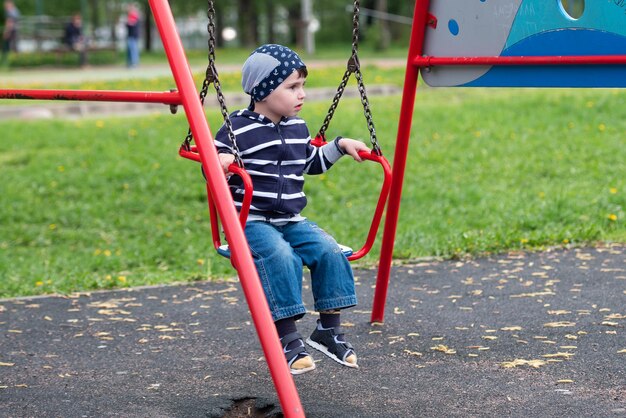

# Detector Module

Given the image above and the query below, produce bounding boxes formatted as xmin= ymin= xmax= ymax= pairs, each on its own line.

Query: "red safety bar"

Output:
xmin=180 ymin=144 xmax=391 ymax=261
xmin=346 ymin=150 xmax=392 ymax=261
xmin=179 ymin=145 xmax=253 ymax=251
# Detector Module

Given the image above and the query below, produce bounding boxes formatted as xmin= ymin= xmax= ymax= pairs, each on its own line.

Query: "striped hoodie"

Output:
xmin=214 ymin=109 xmax=345 ymax=223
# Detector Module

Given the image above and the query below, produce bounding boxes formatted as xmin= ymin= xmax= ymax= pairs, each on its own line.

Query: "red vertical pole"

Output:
xmin=371 ymin=0 xmax=431 ymax=323
xmin=148 ymin=1 xmax=304 ymax=416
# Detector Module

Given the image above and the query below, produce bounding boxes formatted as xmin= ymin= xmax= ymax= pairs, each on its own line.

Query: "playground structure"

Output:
xmin=2 ymin=0 xmax=626 ymax=416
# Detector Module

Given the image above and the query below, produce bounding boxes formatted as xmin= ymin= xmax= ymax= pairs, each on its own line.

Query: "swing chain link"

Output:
xmin=316 ymin=0 xmax=381 ymax=155
xmin=182 ymin=0 xmax=243 ymax=167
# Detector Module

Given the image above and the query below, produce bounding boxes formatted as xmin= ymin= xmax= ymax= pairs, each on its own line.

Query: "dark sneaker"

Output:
xmin=281 ymin=332 xmax=316 ymax=375
xmin=306 ymin=321 xmax=358 ymax=368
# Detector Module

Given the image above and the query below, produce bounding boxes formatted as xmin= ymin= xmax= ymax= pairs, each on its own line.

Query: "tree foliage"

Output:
xmin=5 ymin=0 xmax=412 ymax=50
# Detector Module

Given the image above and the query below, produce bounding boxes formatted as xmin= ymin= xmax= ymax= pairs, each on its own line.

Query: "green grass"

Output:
xmin=1 ymin=87 xmax=625 ymax=298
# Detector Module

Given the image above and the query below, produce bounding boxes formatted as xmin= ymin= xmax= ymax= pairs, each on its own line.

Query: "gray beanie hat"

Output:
xmin=241 ymin=44 xmax=306 ymax=102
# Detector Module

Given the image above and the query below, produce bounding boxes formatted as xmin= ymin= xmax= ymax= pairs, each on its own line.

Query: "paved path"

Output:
xmin=2 ymin=245 xmax=625 ymax=417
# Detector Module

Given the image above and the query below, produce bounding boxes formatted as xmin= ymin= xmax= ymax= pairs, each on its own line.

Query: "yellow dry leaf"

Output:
xmin=543 ymin=321 xmax=576 ymax=328
xmin=0 ymin=362 xmax=15 ymax=367
xmin=557 ymin=379 xmax=574 ymax=384
xmin=617 ymin=349 xmax=626 ymax=354
xmin=482 ymin=336 xmax=498 ymax=340
xmin=500 ymin=326 xmax=522 ymax=331
xmin=500 ymin=359 xmax=546 ymax=369
xmin=542 ymin=352 xmax=575 ymax=359
xmin=547 ymin=310 xmax=571 ymax=315
xmin=403 ymin=350 xmax=423 ymax=357
xmin=431 ymin=344 xmax=456 ymax=354
xmin=510 ymin=291 xmax=555 ymax=298
xmin=601 ymin=321 xmax=619 ymax=327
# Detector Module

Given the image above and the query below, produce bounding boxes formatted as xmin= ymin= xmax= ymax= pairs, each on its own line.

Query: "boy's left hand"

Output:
xmin=339 ymin=138 xmax=370 ymax=162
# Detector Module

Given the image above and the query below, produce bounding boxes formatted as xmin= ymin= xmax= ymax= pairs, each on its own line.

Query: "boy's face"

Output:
xmin=257 ymin=71 xmax=306 ymax=122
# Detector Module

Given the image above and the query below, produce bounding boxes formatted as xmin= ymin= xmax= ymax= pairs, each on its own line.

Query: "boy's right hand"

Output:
xmin=219 ymin=153 xmax=236 ymax=176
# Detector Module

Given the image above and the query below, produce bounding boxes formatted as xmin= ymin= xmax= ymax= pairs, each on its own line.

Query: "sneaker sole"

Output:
xmin=290 ymin=362 xmax=316 ymax=375
xmin=305 ymin=338 xmax=359 ymax=369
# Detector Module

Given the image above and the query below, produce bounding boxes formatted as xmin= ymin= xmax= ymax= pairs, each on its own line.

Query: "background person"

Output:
xmin=125 ymin=3 xmax=140 ymax=68
xmin=62 ymin=13 xmax=87 ymax=67
xmin=1 ymin=0 xmax=20 ymax=63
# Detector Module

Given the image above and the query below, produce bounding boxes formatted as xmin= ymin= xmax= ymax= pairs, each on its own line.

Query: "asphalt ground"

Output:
xmin=1 ymin=244 xmax=625 ymax=417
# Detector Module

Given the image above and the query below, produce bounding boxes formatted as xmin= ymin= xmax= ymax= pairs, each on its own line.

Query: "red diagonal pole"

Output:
xmin=371 ymin=0 xmax=431 ymax=323
xmin=148 ymin=1 xmax=304 ymax=416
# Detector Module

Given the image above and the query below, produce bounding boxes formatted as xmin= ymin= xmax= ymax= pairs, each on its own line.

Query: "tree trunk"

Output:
xmin=238 ymin=0 xmax=257 ymax=48
xmin=375 ymin=0 xmax=391 ymax=50
xmin=141 ymin=0 xmax=152 ymax=52
xmin=287 ymin=3 xmax=301 ymax=48
xmin=266 ymin=0 xmax=275 ymax=44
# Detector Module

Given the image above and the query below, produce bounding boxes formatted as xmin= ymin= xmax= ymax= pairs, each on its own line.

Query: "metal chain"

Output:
xmin=183 ymin=1 xmax=242 ymax=166
xmin=316 ymin=0 xmax=380 ymax=155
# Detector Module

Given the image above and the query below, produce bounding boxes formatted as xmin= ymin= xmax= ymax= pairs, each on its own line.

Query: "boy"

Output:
xmin=215 ymin=44 xmax=370 ymax=374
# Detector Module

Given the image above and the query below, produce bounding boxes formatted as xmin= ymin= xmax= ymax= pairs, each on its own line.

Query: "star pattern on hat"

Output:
xmin=246 ymin=44 xmax=306 ymax=102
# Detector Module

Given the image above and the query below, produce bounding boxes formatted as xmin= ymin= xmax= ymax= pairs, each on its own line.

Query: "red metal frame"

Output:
xmin=370 ymin=0 xmax=626 ymax=324
xmin=0 ymin=1 xmax=304 ymax=416
xmin=0 ymin=89 xmax=181 ymax=103
xmin=414 ymin=55 xmax=626 ymax=67
xmin=371 ymin=0 xmax=431 ymax=323
xmin=150 ymin=3 xmax=303 ymax=416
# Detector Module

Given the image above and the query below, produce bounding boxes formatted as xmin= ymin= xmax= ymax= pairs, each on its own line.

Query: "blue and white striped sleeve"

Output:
xmin=304 ymin=137 xmax=346 ymax=175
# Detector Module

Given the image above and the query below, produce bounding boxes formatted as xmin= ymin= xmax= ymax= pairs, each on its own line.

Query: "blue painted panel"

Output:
xmin=421 ymin=0 xmax=626 ymax=87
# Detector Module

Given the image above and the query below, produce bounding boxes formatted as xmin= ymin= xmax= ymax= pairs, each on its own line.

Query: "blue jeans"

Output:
xmin=126 ymin=37 xmax=139 ymax=67
xmin=244 ymin=220 xmax=357 ymax=321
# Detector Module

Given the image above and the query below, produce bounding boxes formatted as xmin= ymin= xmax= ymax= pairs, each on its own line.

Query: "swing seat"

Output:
xmin=179 ymin=145 xmax=390 ymax=262
xmin=217 ymin=243 xmax=354 ymax=259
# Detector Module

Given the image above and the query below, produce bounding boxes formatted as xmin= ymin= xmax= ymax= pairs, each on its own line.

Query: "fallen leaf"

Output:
xmin=403 ymin=350 xmax=423 ymax=357
xmin=542 ymin=352 xmax=575 ymax=360
xmin=431 ymin=344 xmax=456 ymax=354
xmin=500 ymin=326 xmax=522 ymax=331
xmin=547 ymin=310 xmax=571 ymax=315
xmin=543 ymin=321 xmax=576 ymax=328
xmin=500 ymin=359 xmax=546 ymax=369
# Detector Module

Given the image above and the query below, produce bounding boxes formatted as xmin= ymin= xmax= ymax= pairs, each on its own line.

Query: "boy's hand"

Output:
xmin=339 ymin=138 xmax=370 ymax=162
xmin=219 ymin=153 xmax=236 ymax=175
